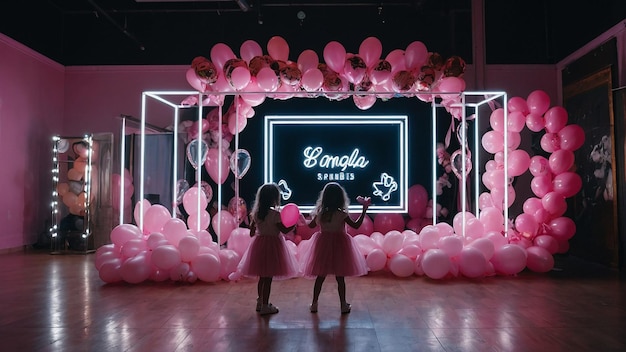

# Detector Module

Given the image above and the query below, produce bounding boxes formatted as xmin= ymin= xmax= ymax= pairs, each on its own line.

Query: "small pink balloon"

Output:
xmin=547 ymin=216 xmax=576 ymax=241
xmin=548 ymin=149 xmax=575 ymax=174
xmin=482 ymin=130 xmax=504 ymax=154
xmin=256 ymin=67 xmax=279 ymax=92
xmin=541 ymin=192 xmax=567 ymax=216
xmin=533 ymin=235 xmax=559 ymax=254
xmin=507 ymin=96 xmax=529 ymax=115
xmin=323 ymin=41 xmax=347 ymax=73
xmin=239 ymin=40 xmax=263 ymax=63
xmin=359 ymin=36 xmax=383 ymax=68
xmin=525 ymin=113 xmax=545 ymax=132
xmin=204 ymin=148 xmax=230 ymax=184
xmin=388 ymin=254 xmax=415 ymax=277
xmin=526 ymin=246 xmax=554 ymax=272
xmin=507 ymin=149 xmax=531 ymax=177
xmin=552 ymin=172 xmax=582 ymax=198
xmin=489 ymin=108 xmax=505 ymax=132
xmin=531 ymin=175 xmax=554 ymax=198
xmin=529 ymin=155 xmax=551 ymax=177
xmin=540 ymin=133 xmax=561 ymax=153
xmin=267 ymin=36 xmax=289 ymax=61
xmin=422 ymin=249 xmax=451 ymax=279
xmin=365 ymin=248 xmax=387 ymax=272
xmin=404 ymin=41 xmax=429 ymax=70
xmin=557 ymin=124 xmax=585 ymax=151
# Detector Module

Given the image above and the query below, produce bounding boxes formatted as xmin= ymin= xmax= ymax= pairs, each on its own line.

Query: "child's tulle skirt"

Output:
xmin=238 ymin=234 xmax=300 ymax=279
xmin=300 ymin=230 xmax=369 ymax=277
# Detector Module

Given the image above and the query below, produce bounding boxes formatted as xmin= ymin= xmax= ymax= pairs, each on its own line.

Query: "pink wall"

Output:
xmin=0 ymin=34 xmax=65 ymax=251
xmin=1 ymin=33 xmax=559 ymax=251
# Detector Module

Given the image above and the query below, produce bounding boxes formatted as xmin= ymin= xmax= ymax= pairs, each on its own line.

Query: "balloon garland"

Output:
xmin=95 ymin=36 xmax=585 ymax=284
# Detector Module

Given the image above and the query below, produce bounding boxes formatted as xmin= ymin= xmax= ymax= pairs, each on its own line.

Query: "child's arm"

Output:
xmin=277 ymin=222 xmax=296 ymax=234
xmin=345 ymin=196 xmax=371 ymax=229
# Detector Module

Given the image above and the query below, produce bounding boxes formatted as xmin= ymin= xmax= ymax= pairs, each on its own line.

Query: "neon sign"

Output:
xmin=264 ymin=115 xmax=408 ymax=213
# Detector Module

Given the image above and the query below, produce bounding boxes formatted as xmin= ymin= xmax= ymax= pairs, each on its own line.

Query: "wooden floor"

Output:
xmin=0 ymin=250 xmax=625 ymax=352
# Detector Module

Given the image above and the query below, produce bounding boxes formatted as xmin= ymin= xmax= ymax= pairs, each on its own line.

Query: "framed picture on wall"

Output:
xmin=563 ymin=66 xmax=619 ymax=267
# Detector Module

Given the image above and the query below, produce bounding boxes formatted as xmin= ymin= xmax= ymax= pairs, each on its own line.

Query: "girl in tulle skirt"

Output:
xmin=300 ymin=182 xmax=371 ymax=314
xmin=238 ymin=183 xmax=299 ymax=315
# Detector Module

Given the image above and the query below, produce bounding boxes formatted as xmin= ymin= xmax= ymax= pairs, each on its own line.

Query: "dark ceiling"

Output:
xmin=1 ymin=0 xmax=625 ymax=66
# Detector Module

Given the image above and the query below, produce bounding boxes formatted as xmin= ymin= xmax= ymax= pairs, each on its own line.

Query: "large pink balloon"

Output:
xmin=346 ymin=213 xmax=373 ymax=236
xmin=482 ymin=130 xmax=504 ymax=154
xmin=491 ymin=244 xmax=527 ymax=275
xmin=526 ymin=246 xmax=554 ymax=272
xmin=547 ymin=216 xmax=576 ymax=241
xmin=162 ymin=218 xmax=188 ymax=246
xmin=239 ymin=40 xmax=262 ymax=63
xmin=227 ymin=227 xmax=252 ymax=257
xmin=548 ymin=149 xmax=574 ymax=174
xmin=120 ymin=254 xmax=151 ymax=284
xmin=212 ymin=211 xmax=237 ymax=245
xmin=374 ymin=213 xmax=405 ymax=234
xmin=187 ymin=210 xmax=211 ymax=232
xmin=204 ymin=148 xmax=230 ymax=184
xmin=388 ymin=254 xmax=414 ymax=277
xmin=151 ymin=244 xmax=181 ymax=270
xmin=552 ymin=172 xmax=582 ymax=198
xmin=365 ymin=248 xmax=387 ymax=272
xmin=359 ymin=37 xmax=383 ymax=68
xmin=526 ymin=90 xmax=551 ymax=115
xmin=110 ymin=224 xmax=143 ymax=247
xmin=183 ymin=187 xmax=208 ymax=215
xmin=489 ymin=108 xmax=505 ymax=132
xmin=479 ymin=206 xmax=504 ymax=233
xmin=404 ymin=41 xmax=428 ymax=70
xmin=143 ymin=204 xmax=171 ymax=235
xmin=525 ymin=113 xmax=545 ymax=132
xmin=178 ymin=235 xmax=200 ymax=262
xmin=301 ymin=68 xmax=324 ymax=91
xmin=407 ymin=184 xmax=428 ymax=219
xmin=459 ymin=247 xmax=488 ymax=278
xmin=508 ymin=96 xmax=529 ymax=115
xmin=422 ymin=249 xmax=451 ymax=279
xmin=256 ymin=67 xmax=279 ymax=92
xmin=557 ymin=124 xmax=585 ymax=151
xmin=507 ymin=149 xmax=531 ymax=177
xmin=280 ymin=203 xmax=300 ymax=227
xmin=540 ymin=133 xmax=561 ymax=153
xmin=544 ymin=106 xmax=568 ymax=133
xmin=210 ymin=43 xmax=236 ymax=70
xmin=267 ymin=36 xmax=289 ymax=61
xmin=529 ymin=155 xmax=551 ymax=177
xmin=533 ymin=235 xmax=559 ymax=254
xmin=323 ymin=41 xmax=347 ymax=73
xmin=541 ymin=192 xmax=567 ymax=216
xmin=514 ymin=213 xmax=538 ymax=236
xmin=531 ymin=175 xmax=553 ymax=198
xmin=191 ymin=253 xmax=220 ymax=282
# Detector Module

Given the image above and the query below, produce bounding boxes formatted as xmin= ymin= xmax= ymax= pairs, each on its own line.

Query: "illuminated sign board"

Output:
xmin=264 ymin=115 xmax=408 ymax=213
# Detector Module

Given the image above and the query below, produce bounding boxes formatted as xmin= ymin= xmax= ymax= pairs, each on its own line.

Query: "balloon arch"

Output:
xmin=97 ymin=36 xmax=585 ymax=284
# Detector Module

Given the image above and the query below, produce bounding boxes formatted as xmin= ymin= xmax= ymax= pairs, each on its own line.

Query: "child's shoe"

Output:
xmin=340 ymin=303 xmax=351 ymax=314
xmin=309 ymin=302 xmax=318 ymax=313
xmin=256 ymin=297 xmax=262 ymax=312
xmin=259 ymin=303 xmax=279 ymax=315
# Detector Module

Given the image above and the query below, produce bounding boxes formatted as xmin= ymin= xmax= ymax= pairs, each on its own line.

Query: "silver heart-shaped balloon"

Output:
xmin=230 ymin=149 xmax=251 ymax=179
xmin=450 ymin=149 xmax=472 ymax=180
xmin=186 ymin=139 xmax=208 ymax=170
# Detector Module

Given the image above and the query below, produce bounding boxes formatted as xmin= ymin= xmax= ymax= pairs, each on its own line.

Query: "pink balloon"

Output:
xmin=548 ymin=149 xmax=574 ymax=174
xmin=256 ymin=67 xmax=278 ymax=92
xmin=507 ymin=96 xmax=529 ymax=115
xmin=468 ymin=237 xmax=495 ymax=260
xmin=210 ymin=43 xmax=236 ymax=70
xmin=526 ymin=90 xmax=551 ymax=115
xmin=404 ymin=41 xmax=428 ymax=70
xmin=353 ymin=94 xmax=377 ymax=110
xmin=405 ymin=217 xmax=425 ymax=234
xmin=526 ymin=246 xmax=554 ymax=272
xmin=552 ymin=171 xmax=582 ymax=198
xmin=482 ymin=130 xmax=504 ymax=154
xmin=437 ymin=77 xmax=465 ymax=93
xmin=162 ymin=218 xmax=188 ymax=246
xmin=151 ymin=245 xmax=181 ymax=270
xmin=533 ymin=235 xmax=559 ymax=254
xmin=531 ymin=175 xmax=554 ymax=198
xmin=98 ymin=260 xmax=122 ymax=283
xmin=398 ymin=244 xmax=421 ymax=259
xmin=121 ymin=238 xmax=148 ymax=258
xmin=204 ymin=148 xmax=230 ymax=184
xmin=368 ymin=60 xmax=392 ymax=85
xmin=359 ymin=36 xmax=383 ymax=68
xmin=323 ymin=41 xmax=347 ymax=73
xmin=408 ymin=184 xmax=428 ymax=219
xmin=382 ymin=231 xmax=404 ymax=255
xmin=540 ymin=133 xmax=561 ymax=153
xmin=522 ymin=197 xmax=543 ymax=215
xmin=179 ymin=235 xmax=200 ymax=262
xmin=479 ymin=192 xmax=494 ymax=209
xmin=143 ymin=205 xmax=172 ymax=235
xmin=507 ymin=111 xmax=526 ymax=133
xmin=267 ymin=36 xmax=289 ymax=61
xmin=187 ymin=210 xmax=211 ymax=231
xmin=541 ymin=192 xmax=567 ymax=216
xmin=514 ymin=213 xmax=538 ymax=236
xmin=479 ymin=206 xmax=504 ymax=233
xmin=353 ymin=234 xmax=378 ymax=256
xmin=385 ymin=49 xmax=406 ymax=73
xmin=227 ymin=227 xmax=252 ymax=257
xmin=191 ymin=253 xmax=220 ymax=282
xmin=343 ymin=54 xmax=367 ymax=84
xmin=146 ymin=232 xmax=167 ymax=250
xmin=491 ymin=244 xmax=527 ymax=275
xmin=464 ymin=218 xmax=485 ymax=239
xmin=529 ymin=155 xmax=551 ymax=177
xmin=547 ymin=216 xmax=576 ymax=241
xmin=525 ymin=113 xmax=545 ymax=132
xmin=228 ymin=66 xmax=251 ymax=90
xmin=120 ymin=254 xmax=151 ymax=284
xmin=490 ymin=185 xmax=516 ymax=210
xmin=212 ymin=211 xmax=236 ymax=245
xmin=438 ymin=236 xmax=463 ymax=257
xmin=506 ymin=131 xmax=522 ymax=150
xmin=557 ymin=124 xmax=585 ymax=151
xmin=388 ymin=254 xmax=414 ymax=277
xmin=422 ymin=249 xmax=451 ymax=279
xmin=459 ymin=247 xmax=488 ymax=278
xmin=374 ymin=213 xmax=405 ymax=234
xmin=365 ymin=248 xmax=387 ymax=272
xmin=507 ymin=149 xmax=531 ymax=177
xmin=110 ymin=224 xmax=143 ymax=247
xmin=544 ymin=106 xmax=568 ymax=133
xmin=489 ymin=108 xmax=505 ymax=132
xmin=219 ymin=249 xmax=240 ymax=281
xmin=280 ymin=203 xmax=300 ymax=227
xmin=301 ymin=68 xmax=324 ymax=91
xmin=183 ymin=187 xmax=208 ymax=215
xmin=239 ymin=40 xmax=262 ymax=63
xmin=133 ymin=199 xmax=151 ymax=226
xmin=419 ymin=225 xmax=441 ymax=250
xmin=186 ymin=67 xmax=206 ymax=92
xmin=239 ymin=80 xmax=265 ymax=107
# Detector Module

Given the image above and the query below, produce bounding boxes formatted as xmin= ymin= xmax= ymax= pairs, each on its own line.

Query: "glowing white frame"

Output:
xmin=264 ymin=115 xmax=408 ymax=214
xmin=124 ymin=90 xmax=512 ymax=243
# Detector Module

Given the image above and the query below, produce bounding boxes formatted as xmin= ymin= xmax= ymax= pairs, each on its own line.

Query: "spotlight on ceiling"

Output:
xmin=234 ymin=0 xmax=250 ymax=12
